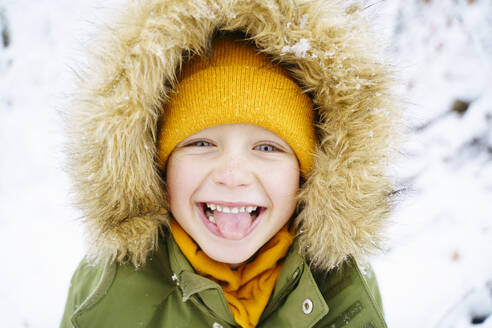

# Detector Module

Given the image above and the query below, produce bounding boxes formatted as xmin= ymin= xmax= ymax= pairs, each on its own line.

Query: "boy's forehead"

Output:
xmin=185 ymin=123 xmax=291 ymax=144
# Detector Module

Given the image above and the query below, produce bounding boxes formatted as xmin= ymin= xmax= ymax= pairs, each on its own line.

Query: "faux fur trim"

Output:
xmin=66 ymin=0 xmax=401 ymax=270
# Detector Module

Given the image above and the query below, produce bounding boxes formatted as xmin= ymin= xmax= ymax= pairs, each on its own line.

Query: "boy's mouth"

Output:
xmin=197 ymin=202 xmax=265 ymax=240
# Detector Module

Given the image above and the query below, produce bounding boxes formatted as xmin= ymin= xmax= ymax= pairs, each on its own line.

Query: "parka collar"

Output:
xmin=167 ymin=234 xmax=236 ymax=325
xmin=167 ymin=235 xmax=329 ymax=327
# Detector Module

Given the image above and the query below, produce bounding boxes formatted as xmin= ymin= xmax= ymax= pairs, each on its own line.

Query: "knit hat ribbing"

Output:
xmin=157 ymin=37 xmax=315 ymax=175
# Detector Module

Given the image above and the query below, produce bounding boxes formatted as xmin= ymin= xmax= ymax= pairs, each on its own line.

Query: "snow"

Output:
xmin=281 ymin=38 xmax=311 ymax=58
xmin=366 ymin=1 xmax=492 ymax=327
xmin=0 ymin=0 xmax=491 ymax=327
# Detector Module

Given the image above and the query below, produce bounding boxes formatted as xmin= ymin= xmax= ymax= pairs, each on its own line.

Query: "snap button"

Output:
xmin=302 ymin=299 xmax=313 ymax=314
xmin=212 ymin=322 xmax=223 ymax=328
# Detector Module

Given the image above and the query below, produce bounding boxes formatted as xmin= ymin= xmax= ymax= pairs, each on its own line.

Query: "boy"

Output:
xmin=61 ymin=1 xmax=398 ymax=327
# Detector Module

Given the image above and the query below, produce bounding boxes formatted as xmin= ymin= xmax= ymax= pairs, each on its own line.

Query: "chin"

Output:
xmin=200 ymin=239 xmax=261 ymax=266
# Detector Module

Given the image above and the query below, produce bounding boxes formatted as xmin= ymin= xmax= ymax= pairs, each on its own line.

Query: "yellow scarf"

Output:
xmin=169 ymin=221 xmax=294 ymax=328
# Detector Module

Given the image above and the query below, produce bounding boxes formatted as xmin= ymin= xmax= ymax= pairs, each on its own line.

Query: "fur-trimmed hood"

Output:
xmin=66 ymin=0 xmax=400 ymax=271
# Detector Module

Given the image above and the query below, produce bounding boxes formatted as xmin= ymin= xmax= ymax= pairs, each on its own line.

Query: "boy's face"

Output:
xmin=166 ymin=123 xmax=300 ymax=267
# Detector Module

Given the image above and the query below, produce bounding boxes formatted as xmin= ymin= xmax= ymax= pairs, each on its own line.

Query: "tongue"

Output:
xmin=214 ymin=211 xmax=253 ymax=240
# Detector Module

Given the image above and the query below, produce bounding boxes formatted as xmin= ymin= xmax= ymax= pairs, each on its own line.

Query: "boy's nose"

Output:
xmin=211 ymin=154 xmax=254 ymax=189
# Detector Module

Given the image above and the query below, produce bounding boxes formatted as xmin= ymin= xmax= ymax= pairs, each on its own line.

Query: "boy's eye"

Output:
xmin=186 ymin=140 xmax=213 ymax=147
xmin=255 ymin=144 xmax=279 ymax=152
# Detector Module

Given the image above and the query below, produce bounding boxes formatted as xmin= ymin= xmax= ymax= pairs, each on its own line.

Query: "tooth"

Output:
xmin=217 ymin=205 xmax=222 ymax=212
xmin=231 ymin=207 xmax=239 ymax=214
xmin=240 ymin=207 xmax=245 ymax=212
xmin=222 ymin=206 xmax=231 ymax=213
xmin=207 ymin=203 xmax=217 ymax=211
xmin=246 ymin=206 xmax=253 ymax=213
xmin=208 ymin=215 xmax=215 ymax=223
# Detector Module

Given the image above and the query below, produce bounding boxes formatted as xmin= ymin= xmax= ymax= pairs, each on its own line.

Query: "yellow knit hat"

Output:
xmin=157 ymin=37 xmax=315 ymax=175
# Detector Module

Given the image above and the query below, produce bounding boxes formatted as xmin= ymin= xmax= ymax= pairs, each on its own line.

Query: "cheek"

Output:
xmin=166 ymin=156 xmax=202 ymax=208
xmin=261 ymin=160 xmax=300 ymax=210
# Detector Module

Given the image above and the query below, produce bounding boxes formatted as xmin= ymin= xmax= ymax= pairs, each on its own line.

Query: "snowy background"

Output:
xmin=0 ymin=0 xmax=491 ymax=327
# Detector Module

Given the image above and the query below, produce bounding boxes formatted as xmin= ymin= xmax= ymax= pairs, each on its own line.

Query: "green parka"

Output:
xmin=61 ymin=236 xmax=386 ymax=328
xmin=61 ymin=0 xmax=400 ymax=327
